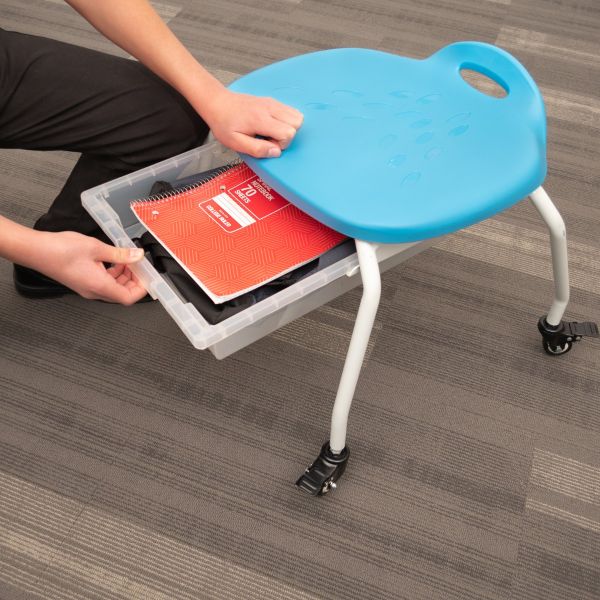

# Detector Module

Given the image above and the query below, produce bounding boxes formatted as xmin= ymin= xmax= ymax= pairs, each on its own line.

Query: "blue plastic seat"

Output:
xmin=229 ymin=42 xmax=547 ymax=243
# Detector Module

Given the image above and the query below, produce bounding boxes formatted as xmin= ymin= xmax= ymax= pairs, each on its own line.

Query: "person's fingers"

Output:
xmin=120 ymin=267 xmax=143 ymax=290
xmin=107 ymin=263 xmax=126 ymax=278
xmin=94 ymin=242 xmax=144 ymax=265
xmin=230 ymin=132 xmax=281 ymax=158
xmin=124 ymin=284 xmax=147 ymax=303
xmin=94 ymin=283 xmax=132 ymax=304
xmin=104 ymin=265 xmax=146 ymax=299
xmin=107 ymin=264 xmax=139 ymax=288
xmin=116 ymin=273 xmax=130 ymax=286
xmin=255 ymin=118 xmax=297 ymax=149
xmin=129 ymin=269 xmax=141 ymax=285
xmin=269 ymin=101 xmax=304 ymax=129
xmin=94 ymin=274 xmax=147 ymax=305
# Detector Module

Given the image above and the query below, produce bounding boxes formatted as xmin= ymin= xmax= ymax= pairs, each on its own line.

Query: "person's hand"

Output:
xmin=33 ymin=231 xmax=148 ymax=305
xmin=202 ymin=89 xmax=304 ymax=158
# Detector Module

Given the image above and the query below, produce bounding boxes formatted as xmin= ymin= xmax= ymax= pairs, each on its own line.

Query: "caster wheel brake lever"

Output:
xmin=538 ymin=317 xmax=599 ymax=356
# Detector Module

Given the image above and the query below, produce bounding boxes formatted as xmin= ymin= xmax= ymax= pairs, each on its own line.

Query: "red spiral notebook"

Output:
xmin=130 ymin=163 xmax=347 ymax=303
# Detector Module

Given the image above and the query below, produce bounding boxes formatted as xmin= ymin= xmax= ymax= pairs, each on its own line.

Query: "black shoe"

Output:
xmin=13 ymin=264 xmax=74 ymax=299
xmin=13 ymin=264 xmax=154 ymax=303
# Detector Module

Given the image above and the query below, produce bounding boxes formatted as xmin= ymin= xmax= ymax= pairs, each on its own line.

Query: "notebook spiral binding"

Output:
xmin=131 ymin=159 xmax=243 ymax=205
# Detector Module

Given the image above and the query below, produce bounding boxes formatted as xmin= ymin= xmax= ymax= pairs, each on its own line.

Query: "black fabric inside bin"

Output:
xmin=133 ymin=175 xmax=355 ymax=325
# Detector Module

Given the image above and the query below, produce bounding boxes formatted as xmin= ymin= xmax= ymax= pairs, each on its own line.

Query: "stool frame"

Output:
xmin=296 ymin=185 xmax=598 ymax=495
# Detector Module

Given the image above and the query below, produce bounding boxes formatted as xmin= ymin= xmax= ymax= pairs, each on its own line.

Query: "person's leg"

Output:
xmin=0 ymin=28 xmax=210 ymax=238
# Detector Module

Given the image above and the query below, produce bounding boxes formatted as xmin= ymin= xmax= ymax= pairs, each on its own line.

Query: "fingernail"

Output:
xmin=129 ymin=248 xmax=144 ymax=259
xmin=267 ymin=147 xmax=281 ymax=158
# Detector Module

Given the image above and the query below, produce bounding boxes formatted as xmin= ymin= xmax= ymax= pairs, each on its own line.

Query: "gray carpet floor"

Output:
xmin=1 ymin=1 xmax=599 ymax=599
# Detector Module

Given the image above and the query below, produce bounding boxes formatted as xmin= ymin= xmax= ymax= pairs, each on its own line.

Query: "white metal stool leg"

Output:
xmin=529 ymin=186 xmax=569 ymax=326
xmin=529 ymin=186 xmax=599 ymax=355
xmin=296 ymin=240 xmax=381 ymax=495
xmin=330 ymin=240 xmax=381 ymax=452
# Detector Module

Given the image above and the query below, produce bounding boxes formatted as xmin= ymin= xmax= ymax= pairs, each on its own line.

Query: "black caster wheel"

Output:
xmin=542 ymin=339 xmax=572 ymax=356
xmin=538 ymin=316 xmax=598 ymax=357
xmin=296 ymin=442 xmax=349 ymax=496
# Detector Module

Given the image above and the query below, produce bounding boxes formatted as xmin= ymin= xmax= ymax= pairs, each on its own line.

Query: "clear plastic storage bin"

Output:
xmin=82 ymin=141 xmax=430 ymax=359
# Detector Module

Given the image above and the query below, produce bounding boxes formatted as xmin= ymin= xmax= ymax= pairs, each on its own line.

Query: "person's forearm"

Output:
xmin=65 ymin=0 xmax=226 ymax=120
xmin=0 ymin=215 xmax=47 ymax=268
xmin=65 ymin=0 xmax=303 ymax=158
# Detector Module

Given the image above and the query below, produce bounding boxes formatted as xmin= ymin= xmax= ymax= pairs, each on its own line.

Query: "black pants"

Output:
xmin=0 ymin=28 xmax=210 ymax=238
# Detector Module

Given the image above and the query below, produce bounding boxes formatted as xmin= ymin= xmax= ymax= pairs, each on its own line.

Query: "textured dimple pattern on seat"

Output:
xmin=229 ymin=42 xmax=547 ymax=243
